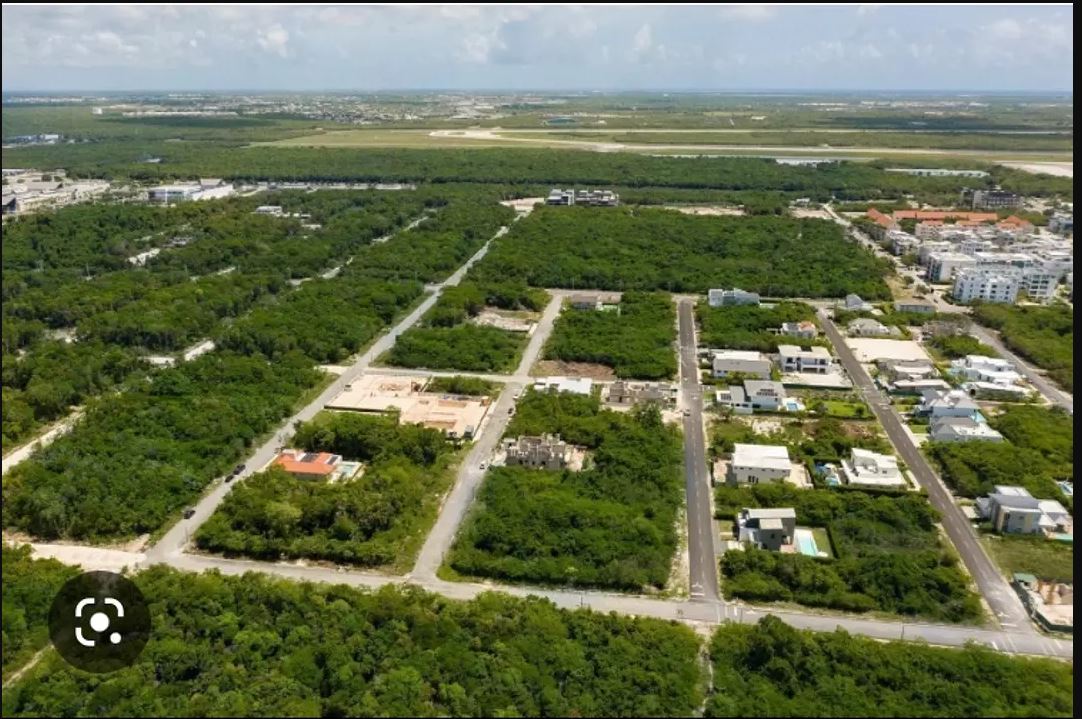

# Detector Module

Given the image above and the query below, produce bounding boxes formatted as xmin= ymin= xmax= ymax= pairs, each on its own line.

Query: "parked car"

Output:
xmin=682 ymin=409 xmax=691 ymax=416
xmin=232 ymin=464 xmax=245 ymax=475
xmin=224 ymin=474 xmax=234 ymax=483
xmin=182 ymin=508 xmax=196 ymax=519
xmin=479 ymin=462 xmax=487 ymax=470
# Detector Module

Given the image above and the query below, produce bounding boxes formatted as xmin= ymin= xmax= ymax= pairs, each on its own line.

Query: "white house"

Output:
xmin=976 ymin=486 xmax=1071 ymax=536
xmin=779 ymin=321 xmax=818 ymax=340
xmin=708 ymin=288 xmax=761 ymax=307
xmin=929 ymin=416 xmax=1004 ymax=443
xmin=917 ymin=389 xmax=982 ymax=419
xmin=842 ymin=294 xmax=873 ymax=311
xmin=877 ymin=358 xmax=937 ymax=383
xmin=949 ymin=355 xmax=1021 ymax=386
xmin=847 ymin=318 xmax=901 ymax=338
xmin=716 ymin=380 xmax=788 ymax=413
xmin=728 ymin=443 xmax=792 ymax=486
xmin=776 ymin=345 xmax=832 ymax=374
xmin=953 ymin=267 xmax=1020 ymax=304
xmin=840 ymin=448 xmax=906 ymax=488
xmin=711 ymin=350 xmax=772 ymax=380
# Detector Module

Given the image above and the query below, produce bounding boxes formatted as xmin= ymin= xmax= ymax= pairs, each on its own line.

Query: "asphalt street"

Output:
xmin=677 ymin=299 xmax=720 ymax=602
xmin=819 ymin=311 xmax=1035 ymax=632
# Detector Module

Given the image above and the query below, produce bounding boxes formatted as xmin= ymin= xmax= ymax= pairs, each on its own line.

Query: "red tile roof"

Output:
xmin=274 ymin=450 xmax=337 ymax=476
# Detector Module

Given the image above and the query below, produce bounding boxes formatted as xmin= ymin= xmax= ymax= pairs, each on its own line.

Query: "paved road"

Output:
xmin=145 ymin=226 xmax=509 ymax=565
xmin=818 ymin=311 xmax=1035 ymax=632
xmin=968 ymin=322 xmax=1073 ymax=414
xmin=158 ymin=551 xmax=1072 ymax=659
xmin=410 ymin=293 xmax=564 ymax=580
xmin=677 ymin=299 xmax=720 ymax=602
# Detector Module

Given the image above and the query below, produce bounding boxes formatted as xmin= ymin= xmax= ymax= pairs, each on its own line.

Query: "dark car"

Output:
xmin=182 ymin=508 xmax=196 ymax=519
xmin=232 ymin=464 xmax=245 ymax=475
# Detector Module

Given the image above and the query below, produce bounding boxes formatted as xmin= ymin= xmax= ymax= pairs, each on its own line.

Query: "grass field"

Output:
xmin=982 ymin=534 xmax=1074 ymax=583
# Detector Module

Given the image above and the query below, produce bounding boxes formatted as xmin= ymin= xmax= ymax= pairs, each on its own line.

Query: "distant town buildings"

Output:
xmin=962 ymin=187 xmax=1021 ymax=210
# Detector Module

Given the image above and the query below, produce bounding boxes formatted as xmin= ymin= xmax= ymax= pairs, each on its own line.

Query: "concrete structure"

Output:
xmin=273 ymin=449 xmax=358 ymax=481
xmin=963 ymin=382 xmax=1031 ymax=401
xmin=729 ymin=443 xmax=792 ymax=485
xmin=847 ymin=318 xmax=901 ymax=338
xmin=148 ymin=179 xmax=234 ymax=204
xmin=894 ymin=299 xmax=936 ymax=314
xmin=953 ymin=267 xmax=1020 ymax=304
xmin=779 ymin=321 xmax=818 ymax=339
xmin=1048 ymin=213 xmax=1073 ymax=235
xmin=711 ymin=350 xmax=772 ymax=380
xmin=886 ymin=168 xmax=989 ymax=178
xmin=503 ymin=434 xmax=571 ymax=470
xmin=964 ymin=188 xmax=1021 ymax=210
xmin=976 ymin=486 xmax=1071 ymax=536
xmin=716 ymin=380 xmax=788 ymax=413
xmin=605 ymin=380 xmax=677 ymax=407
xmin=842 ymin=294 xmax=873 ymax=312
xmin=840 ymin=448 xmax=905 ymax=488
xmin=776 ymin=344 xmax=832 ymax=374
xmin=254 ymin=205 xmax=284 ymax=216
xmin=917 ymin=388 xmax=982 ymax=420
xmin=1013 ymin=574 xmax=1073 ymax=633
xmin=949 ymin=355 xmax=1022 ymax=386
xmin=568 ymin=294 xmax=602 ymax=311
xmin=928 ymin=416 xmax=1004 ymax=443
xmin=892 ymin=378 xmax=952 ymax=394
xmin=325 ymin=374 xmax=490 ymax=439
xmin=927 ymin=252 xmax=977 ymax=282
xmin=546 ymin=188 xmax=619 ymax=206
xmin=534 ymin=376 xmax=593 ymax=396
xmin=707 ymin=287 xmax=760 ymax=308
xmin=878 ymin=358 xmax=937 ymax=384
xmin=736 ymin=507 xmax=797 ymax=551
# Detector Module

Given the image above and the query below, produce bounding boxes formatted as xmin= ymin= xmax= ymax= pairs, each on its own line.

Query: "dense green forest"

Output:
xmin=972 ymin=303 xmax=1074 ymax=391
xmin=197 ymin=413 xmax=458 ymax=569
xmin=3 ymin=189 xmax=515 ymax=540
xmin=2 ymin=567 xmax=706 ymax=717
xmin=544 ymin=291 xmax=677 ymax=379
xmin=715 ymin=483 xmax=981 ymax=622
xmin=3 ymin=141 xmax=1073 ymax=199
xmin=706 ymin=616 xmax=1073 ymax=718
xmin=425 ymin=375 xmax=500 ymax=396
xmin=697 ymin=301 xmax=821 ymax=351
xmin=927 ymin=405 xmax=1073 ymax=507
xmin=385 ymin=281 xmax=542 ymax=373
xmin=448 ymin=391 xmax=683 ymax=591
xmin=2 ymin=352 xmax=323 ymax=540
xmin=470 ymin=207 xmax=893 ymax=297
xmin=1 ymin=546 xmax=79 ymax=679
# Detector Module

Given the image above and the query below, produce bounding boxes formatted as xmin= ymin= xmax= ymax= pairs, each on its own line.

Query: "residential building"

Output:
xmin=927 ymin=251 xmax=977 ymax=282
xmin=254 ymin=205 xmax=284 ymax=216
xmin=776 ymin=344 xmax=832 ymax=374
xmin=533 ymin=376 xmax=594 ymax=396
xmin=148 ymin=184 xmax=201 ymax=204
xmin=707 ymin=287 xmax=760 ymax=307
xmin=885 ymin=168 xmax=989 ymax=178
xmin=892 ymin=378 xmax=952 ymax=394
xmin=865 ymin=208 xmax=897 ymax=239
xmin=840 ymin=448 xmax=906 ymax=488
xmin=963 ymin=188 xmax=1021 ymax=210
xmin=952 ymin=267 xmax=1020 ymax=304
xmin=894 ymin=299 xmax=935 ymax=314
xmin=729 ymin=443 xmax=792 ymax=485
xmin=929 ymin=416 xmax=1004 ymax=443
xmin=891 ymin=230 xmax=921 ymax=255
xmin=918 ymin=241 xmax=952 ymax=265
xmin=546 ymin=188 xmax=574 ymax=205
xmin=963 ymin=382 xmax=1031 ymax=401
xmin=716 ymin=380 xmax=788 ymax=413
xmin=917 ymin=388 xmax=982 ymax=419
xmin=503 ymin=434 xmax=571 ymax=470
xmin=878 ymin=358 xmax=937 ymax=383
xmin=545 ymin=188 xmax=619 ymax=206
xmin=606 ymin=380 xmax=677 ymax=407
xmin=847 ymin=318 xmax=901 ymax=338
xmin=949 ymin=355 xmax=1021 ymax=386
xmin=1048 ymin=213 xmax=1073 ymax=236
xmin=842 ymin=294 xmax=872 ymax=311
xmin=274 ymin=449 xmax=357 ymax=481
xmin=976 ymin=486 xmax=1071 ymax=536
xmin=779 ymin=321 xmax=818 ymax=339
xmin=736 ymin=508 xmax=797 ymax=551
xmin=711 ymin=350 xmax=772 ymax=380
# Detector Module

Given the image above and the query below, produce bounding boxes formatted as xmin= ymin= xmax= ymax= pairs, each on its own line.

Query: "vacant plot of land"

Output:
xmin=472 ymin=208 xmax=891 ymax=299
xmin=845 ymin=337 xmax=931 ymax=363
xmin=532 ymin=359 xmax=616 ymax=380
xmin=982 ymin=534 xmax=1074 ymax=584
xmin=543 ymin=292 xmax=677 ymax=380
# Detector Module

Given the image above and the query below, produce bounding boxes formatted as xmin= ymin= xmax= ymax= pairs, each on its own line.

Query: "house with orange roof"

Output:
xmin=273 ymin=449 xmax=360 ymax=481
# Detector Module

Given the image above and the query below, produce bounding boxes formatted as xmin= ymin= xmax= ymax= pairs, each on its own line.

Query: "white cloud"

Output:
xmin=718 ymin=5 xmax=778 ymax=23
xmin=256 ymin=24 xmax=290 ymax=58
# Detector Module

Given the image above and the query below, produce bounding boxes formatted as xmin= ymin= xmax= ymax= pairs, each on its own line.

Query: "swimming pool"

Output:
xmin=794 ymin=528 xmax=819 ymax=557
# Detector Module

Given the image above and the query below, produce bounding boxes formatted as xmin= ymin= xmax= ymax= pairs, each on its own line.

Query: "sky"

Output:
xmin=1 ymin=4 xmax=1074 ymax=93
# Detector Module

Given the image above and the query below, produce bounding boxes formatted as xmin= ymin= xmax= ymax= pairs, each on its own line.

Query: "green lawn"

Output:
xmin=821 ymin=400 xmax=870 ymax=419
xmin=982 ymin=534 xmax=1074 ymax=583
xmin=810 ymin=527 xmax=834 ymax=558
